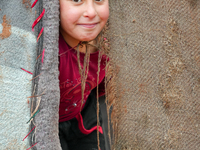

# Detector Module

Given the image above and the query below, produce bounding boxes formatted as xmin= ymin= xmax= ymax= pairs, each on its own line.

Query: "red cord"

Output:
xmin=22 ymin=126 xmax=36 ymax=141
xmin=21 ymin=68 xmax=33 ymax=75
xmin=41 ymin=49 xmax=45 ymax=64
xmin=31 ymin=0 xmax=38 ymax=8
xmin=37 ymin=27 xmax=44 ymax=42
xmin=27 ymin=143 xmax=37 ymax=150
xmin=32 ymin=9 xmax=45 ymax=31
xmin=75 ymin=113 xmax=103 ymax=135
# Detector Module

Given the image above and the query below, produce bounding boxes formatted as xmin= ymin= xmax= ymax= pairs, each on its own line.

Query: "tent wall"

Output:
xmin=0 ymin=0 xmax=37 ymax=149
xmin=1 ymin=0 xmax=200 ymax=150
xmin=108 ymin=0 xmax=200 ymax=149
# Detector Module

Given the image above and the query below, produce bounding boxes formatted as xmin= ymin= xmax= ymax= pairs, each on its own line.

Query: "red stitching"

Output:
xmin=37 ymin=27 xmax=44 ymax=42
xmin=27 ymin=143 xmax=37 ymax=150
xmin=22 ymin=126 xmax=36 ymax=141
xmin=41 ymin=49 xmax=45 ymax=64
xmin=23 ymin=1 xmax=44 ymax=148
xmin=31 ymin=0 xmax=38 ymax=8
xmin=32 ymin=9 xmax=45 ymax=31
xmin=21 ymin=68 xmax=33 ymax=75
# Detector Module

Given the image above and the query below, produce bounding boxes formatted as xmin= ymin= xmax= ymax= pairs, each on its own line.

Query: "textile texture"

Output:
xmin=30 ymin=0 xmax=61 ymax=149
xmin=0 ymin=0 xmax=37 ymax=149
xmin=107 ymin=0 xmax=200 ymax=149
xmin=1 ymin=0 xmax=200 ymax=150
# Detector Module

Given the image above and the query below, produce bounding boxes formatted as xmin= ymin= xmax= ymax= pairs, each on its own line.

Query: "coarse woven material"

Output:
xmin=0 ymin=0 xmax=37 ymax=149
xmin=30 ymin=0 xmax=61 ymax=149
xmin=2 ymin=0 xmax=200 ymax=150
xmin=107 ymin=0 xmax=200 ymax=149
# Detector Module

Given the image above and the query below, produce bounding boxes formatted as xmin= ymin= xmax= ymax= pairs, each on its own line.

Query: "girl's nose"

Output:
xmin=83 ymin=2 xmax=97 ymax=19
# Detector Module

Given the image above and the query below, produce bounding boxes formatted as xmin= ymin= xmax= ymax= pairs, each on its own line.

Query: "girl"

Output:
xmin=58 ymin=0 xmax=109 ymax=149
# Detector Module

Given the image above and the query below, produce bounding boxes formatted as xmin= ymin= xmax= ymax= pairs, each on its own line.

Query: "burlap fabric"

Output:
xmin=29 ymin=0 xmax=200 ymax=149
xmin=107 ymin=0 xmax=200 ymax=149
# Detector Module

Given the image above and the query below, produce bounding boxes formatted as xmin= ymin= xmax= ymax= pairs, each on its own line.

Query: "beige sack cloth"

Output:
xmin=107 ymin=0 xmax=200 ymax=149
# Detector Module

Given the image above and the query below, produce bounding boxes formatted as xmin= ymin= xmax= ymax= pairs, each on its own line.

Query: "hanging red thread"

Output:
xmin=37 ymin=27 xmax=44 ymax=42
xmin=31 ymin=0 xmax=39 ymax=8
xmin=32 ymin=9 xmax=45 ymax=31
xmin=41 ymin=49 xmax=45 ymax=64
xmin=21 ymin=68 xmax=33 ymax=75
xmin=23 ymin=126 xmax=36 ymax=141
xmin=27 ymin=143 xmax=37 ymax=150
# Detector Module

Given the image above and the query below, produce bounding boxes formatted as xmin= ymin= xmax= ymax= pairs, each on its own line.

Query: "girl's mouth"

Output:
xmin=78 ymin=23 xmax=98 ymax=29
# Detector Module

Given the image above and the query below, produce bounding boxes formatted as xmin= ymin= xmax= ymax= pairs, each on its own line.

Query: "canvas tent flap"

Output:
xmin=1 ymin=0 xmax=200 ymax=150
xmin=108 ymin=0 xmax=200 ymax=149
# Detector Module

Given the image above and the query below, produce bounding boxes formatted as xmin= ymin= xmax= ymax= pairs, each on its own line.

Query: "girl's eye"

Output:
xmin=72 ymin=0 xmax=82 ymax=2
xmin=95 ymin=0 xmax=103 ymax=1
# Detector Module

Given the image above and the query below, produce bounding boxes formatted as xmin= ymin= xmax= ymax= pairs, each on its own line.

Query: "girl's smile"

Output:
xmin=77 ymin=23 xmax=98 ymax=29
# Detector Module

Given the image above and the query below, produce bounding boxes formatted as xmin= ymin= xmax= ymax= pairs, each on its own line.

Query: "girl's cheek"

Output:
xmin=99 ymin=6 xmax=109 ymax=21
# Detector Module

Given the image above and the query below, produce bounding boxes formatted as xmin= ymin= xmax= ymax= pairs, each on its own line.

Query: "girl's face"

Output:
xmin=59 ymin=0 xmax=109 ymax=47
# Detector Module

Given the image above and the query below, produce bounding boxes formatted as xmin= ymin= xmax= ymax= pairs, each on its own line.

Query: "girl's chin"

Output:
xmin=79 ymin=35 xmax=98 ymax=42
xmin=80 ymin=39 xmax=94 ymax=42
